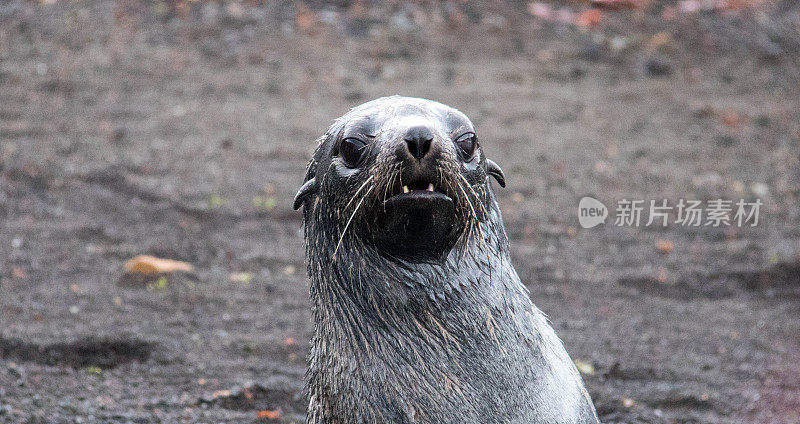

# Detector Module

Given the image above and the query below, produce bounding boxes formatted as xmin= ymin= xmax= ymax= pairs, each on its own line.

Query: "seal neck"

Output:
xmin=305 ymin=204 xmax=521 ymax=323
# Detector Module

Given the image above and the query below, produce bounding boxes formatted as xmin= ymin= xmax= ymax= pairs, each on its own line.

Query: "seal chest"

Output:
xmin=295 ymin=96 xmax=600 ymax=424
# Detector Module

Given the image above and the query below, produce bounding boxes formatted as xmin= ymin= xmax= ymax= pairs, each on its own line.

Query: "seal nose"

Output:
xmin=404 ymin=125 xmax=434 ymax=160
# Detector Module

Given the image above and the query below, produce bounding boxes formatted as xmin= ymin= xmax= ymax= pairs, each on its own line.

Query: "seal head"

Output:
xmin=294 ymin=96 xmax=505 ymax=262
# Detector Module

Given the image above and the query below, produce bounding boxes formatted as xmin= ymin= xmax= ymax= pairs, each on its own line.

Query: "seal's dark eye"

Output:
xmin=339 ymin=137 xmax=368 ymax=168
xmin=455 ymin=132 xmax=477 ymax=161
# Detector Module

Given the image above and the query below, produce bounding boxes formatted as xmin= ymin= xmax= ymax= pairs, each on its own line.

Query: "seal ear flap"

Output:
xmin=293 ymin=177 xmax=317 ymax=210
xmin=294 ymin=137 xmax=327 ymax=210
xmin=486 ymin=159 xmax=506 ymax=188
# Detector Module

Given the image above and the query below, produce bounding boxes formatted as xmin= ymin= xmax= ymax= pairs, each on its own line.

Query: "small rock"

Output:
xmin=7 ymin=364 xmax=22 ymax=379
xmin=647 ymin=31 xmax=673 ymax=51
xmin=575 ymin=9 xmax=603 ymax=27
xmin=119 ymin=255 xmax=195 ymax=287
xmin=655 ymin=239 xmax=674 ymax=254
xmin=645 ymin=56 xmax=672 ymax=77
xmin=751 ymin=182 xmax=769 ymax=197
xmin=714 ymin=135 xmax=737 ymax=147
xmin=390 ymin=12 xmax=415 ymax=32
xmin=528 ymin=2 xmax=553 ymax=20
xmin=123 ymin=255 xmax=193 ymax=274
xmin=720 ymin=110 xmax=741 ymax=128
xmin=256 ymin=410 xmax=281 ymax=420
xmin=229 ymin=272 xmax=252 ymax=283
xmin=574 ymin=359 xmax=595 ymax=375
xmin=482 ymin=14 xmax=506 ymax=31
xmin=110 ymin=127 xmax=126 ymax=143
xmin=344 ymin=90 xmax=365 ymax=102
xmin=582 ymin=43 xmax=603 ymax=62
xmin=692 ymin=104 xmax=715 ymax=119
xmin=759 ymin=39 xmax=783 ymax=63
xmin=609 ymin=36 xmax=629 ymax=53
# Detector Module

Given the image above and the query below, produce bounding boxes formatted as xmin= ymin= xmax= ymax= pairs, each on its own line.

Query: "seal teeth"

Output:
xmin=427 ymin=183 xmax=434 ymax=192
xmin=403 ymin=185 xmax=410 ymax=193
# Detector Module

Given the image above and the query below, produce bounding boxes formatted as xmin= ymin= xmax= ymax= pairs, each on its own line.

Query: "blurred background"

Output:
xmin=1 ymin=0 xmax=799 ymax=422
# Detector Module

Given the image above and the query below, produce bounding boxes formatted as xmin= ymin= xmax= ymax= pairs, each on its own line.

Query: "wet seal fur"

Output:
xmin=295 ymin=96 xmax=600 ymax=424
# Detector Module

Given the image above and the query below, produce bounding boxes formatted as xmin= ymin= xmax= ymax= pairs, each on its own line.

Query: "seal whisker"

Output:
xmin=388 ymin=163 xmax=401 ymax=200
xmin=449 ymin=175 xmax=476 ymax=260
xmin=381 ymin=170 xmax=390 ymax=203
xmin=344 ymin=174 xmax=375 ymax=211
xmin=456 ymin=180 xmax=482 ymax=240
xmin=457 ymin=173 xmax=494 ymax=270
xmin=334 ymin=185 xmax=374 ymax=260
xmin=460 ymin=213 xmax=475 ymax=262
xmin=381 ymin=164 xmax=401 ymax=211
xmin=457 ymin=177 xmax=492 ymax=271
xmin=459 ymin=173 xmax=489 ymax=218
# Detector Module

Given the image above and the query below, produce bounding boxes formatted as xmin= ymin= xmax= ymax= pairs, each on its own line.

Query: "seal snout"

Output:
xmin=403 ymin=125 xmax=434 ymax=160
xmin=380 ymin=120 xmax=452 ymax=202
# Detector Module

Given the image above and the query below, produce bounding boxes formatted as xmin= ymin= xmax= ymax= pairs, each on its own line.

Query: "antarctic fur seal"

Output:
xmin=294 ymin=96 xmax=600 ymax=424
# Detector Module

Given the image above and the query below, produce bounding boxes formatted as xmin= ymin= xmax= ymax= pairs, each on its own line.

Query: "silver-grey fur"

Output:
xmin=296 ymin=96 xmax=600 ymax=424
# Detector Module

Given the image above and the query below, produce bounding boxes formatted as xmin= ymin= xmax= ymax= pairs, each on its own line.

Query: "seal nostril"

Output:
xmin=404 ymin=125 xmax=434 ymax=160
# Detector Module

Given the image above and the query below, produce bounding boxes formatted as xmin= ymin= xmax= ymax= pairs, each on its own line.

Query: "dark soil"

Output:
xmin=1 ymin=1 xmax=799 ymax=423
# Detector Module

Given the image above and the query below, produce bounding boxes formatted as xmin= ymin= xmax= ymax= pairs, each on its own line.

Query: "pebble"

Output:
xmin=751 ymin=182 xmax=769 ymax=197
xmin=609 ymin=36 xmax=629 ymax=52
xmin=582 ymin=43 xmax=603 ymax=62
xmin=759 ymin=38 xmax=783 ymax=62
xmin=714 ymin=135 xmax=737 ymax=147
xmin=755 ymin=115 xmax=770 ymax=127
xmin=123 ymin=255 xmax=193 ymax=275
xmin=645 ymin=56 xmax=672 ymax=77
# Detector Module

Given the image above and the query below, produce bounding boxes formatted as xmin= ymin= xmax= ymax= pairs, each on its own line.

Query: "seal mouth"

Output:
xmin=384 ymin=180 xmax=451 ymax=204
xmin=372 ymin=176 xmax=458 ymax=262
